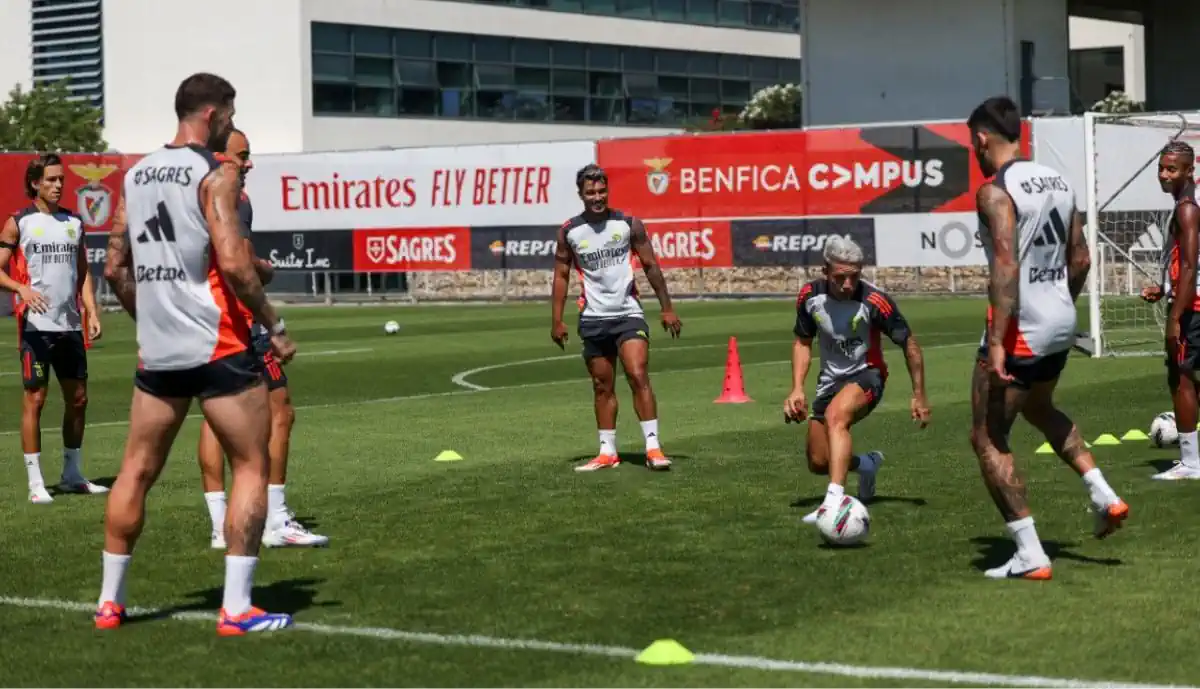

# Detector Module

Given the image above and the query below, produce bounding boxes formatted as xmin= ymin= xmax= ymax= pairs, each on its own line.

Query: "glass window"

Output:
xmin=589 ymin=97 xmax=623 ymax=123
xmin=552 ymin=69 xmax=588 ymax=94
xmin=618 ymin=0 xmax=653 ymax=18
xmin=478 ymin=90 xmax=516 ymax=119
xmin=655 ymin=0 xmax=686 ymax=21
xmin=589 ymin=45 xmax=619 ymax=70
xmin=750 ymin=56 xmax=778 ymax=79
xmin=688 ymin=0 xmax=717 ymax=23
xmin=355 ymin=26 xmax=392 ymax=55
xmin=396 ymin=59 xmax=437 ymax=87
xmin=435 ymin=34 xmax=471 ymax=61
xmin=312 ymin=23 xmax=351 ymax=53
xmin=748 ymin=1 xmax=777 ymax=27
xmin=354 ymin=86 xmax=395 ymax=116
xmin=549 ymin=0 xmax=583 ymax=10
xmin=778 ymin=2 xmax=797 ymax=29
xmin=690 ymin=77 xmax=719 ymax=100
xmin=720 ymin=54 xmax=748 ymax=77
xmin=312 ymin=82 xmax=353 ymax=113
xmin=475 ymin=36 xmax=512 ymax=62
xmin=720 ymin=79 xmax=750 ymax=103
xmin=399 ymin=88 xmax=438 ymax=115
xmin=475 ymin=64 xmax=514 ymax=88
xmin=589 ymin=71 xmax=621 ymax=96
xmin=514 ymin=40 xmax=550 ymax=65
xmin=658 ymin=50 xmax=689 ymax=74
xmin=395 ymin=30 xmax=432 ymax=58
xmin=584 ymin=0 xmax=616 ymax=13
xmin=437 ymin=62 xmax=472 ymax=88
xmin=441 ymin=89 xmax=473 ymax=117
xmin=627 ymin=98 xmax=659 ymax=124
xmin=690 ymin=53 xmax=719 ymax=75
xmin=624 ymin=73 xmax=658 ymax=97
xmin=623 ymin=47 xmax=654 ymax=72
xmin=552 ymin=96 xmax=586 ymax=121
xmin=354 ymin=57 xmax=394 ymax=87
xmin=690 ymin=101 xmax=719 ymax=118
xmin=515 ymin=67 xmax=550 ymax=91
xmin=312 ymin=54 xmax=352 ymax=81
xmin=720 ymin=0 xmax=747 ymax=25
xmin=514 ymin=93 xmax=550 ymax=121
xmin=658 ymin=98 xmax=687 ymax=124
xmin=659 ymin=76 xmax=689 ymax=99
xmin=779 ymin=58 xmax=801 ymax=82
xmin=553 ymin=42 xmax=586 ymax=67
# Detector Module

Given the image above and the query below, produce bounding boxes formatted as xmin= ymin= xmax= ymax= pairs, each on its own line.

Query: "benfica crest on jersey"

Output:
xmin=69 ymin=163 xmax=119 ymax=228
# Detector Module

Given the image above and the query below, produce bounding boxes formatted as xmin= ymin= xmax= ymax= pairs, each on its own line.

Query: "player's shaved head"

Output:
xmin=967 ymin=96 xmax=1021 ymax=143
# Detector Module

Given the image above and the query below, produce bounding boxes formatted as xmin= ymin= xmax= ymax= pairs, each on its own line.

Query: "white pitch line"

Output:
xmin=0 ymin=596 xmax=1184 ymax=689
xmin=296 ymin=347 xmax=373 ymax=358
xmin=0 ymin=342 xmax=977 ymax=437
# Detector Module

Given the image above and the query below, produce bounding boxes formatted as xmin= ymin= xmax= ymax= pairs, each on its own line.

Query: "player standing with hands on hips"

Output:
xmin=550 ymin=164 xmax=682 ymax=472
xmin=1141 ymin=141 xmax=1200 ymax=480
xmin=783 ymin=236 xmax=931 ymax=526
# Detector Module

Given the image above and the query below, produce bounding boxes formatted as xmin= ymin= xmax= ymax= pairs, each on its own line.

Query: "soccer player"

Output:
xmin=784 ymin=236 xmax=931 ymax=525
xmin=196 ymin=128 xmax=327 ymax=549
xmin=550 ymin=164 xmax=682 ymax=472
xmin=1141 ymin=141 xmax=1200 ymax=480
xmin=967 ymin=96 xmax=1128 ymax=580
xmin=95 ymin=72 xmax=295 ymax=634
xmin=0 ymin=153 xmax=106 ymax=503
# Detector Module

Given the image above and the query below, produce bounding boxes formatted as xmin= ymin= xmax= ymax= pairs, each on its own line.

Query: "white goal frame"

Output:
xmin=1082 ymin=110 xmax=1195 ymax=358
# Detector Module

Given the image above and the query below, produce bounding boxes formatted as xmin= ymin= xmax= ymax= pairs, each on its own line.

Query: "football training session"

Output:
xmin=3 ymin=15 xmax=1200 ymax=685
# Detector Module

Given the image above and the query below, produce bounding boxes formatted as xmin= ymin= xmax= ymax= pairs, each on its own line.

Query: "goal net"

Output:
xmin=1080 ymin=111 xmax=1200 ymax=357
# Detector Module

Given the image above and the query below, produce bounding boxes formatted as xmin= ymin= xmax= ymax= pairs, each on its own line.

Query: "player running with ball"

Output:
xmin=784 ymin=236 xmax=931 ymax=525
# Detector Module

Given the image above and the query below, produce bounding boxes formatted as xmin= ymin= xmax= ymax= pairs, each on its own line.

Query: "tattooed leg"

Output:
xmin=1021 ymin=379 xmax=1096 ymax=476
xmin=969 ymin=362 xmax=1030 ymax=522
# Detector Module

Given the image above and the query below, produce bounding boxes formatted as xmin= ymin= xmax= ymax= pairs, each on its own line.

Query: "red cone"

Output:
xmin=714 ymin=336 xmax=752 ymax=403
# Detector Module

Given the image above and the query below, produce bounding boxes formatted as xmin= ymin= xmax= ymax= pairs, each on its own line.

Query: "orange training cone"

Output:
xmin=714 ymin=336 xmax=752 ymax=404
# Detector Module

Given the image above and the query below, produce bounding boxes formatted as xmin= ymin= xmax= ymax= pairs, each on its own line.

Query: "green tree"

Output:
xmin=0 ymin=79 xmax=107 ymax=153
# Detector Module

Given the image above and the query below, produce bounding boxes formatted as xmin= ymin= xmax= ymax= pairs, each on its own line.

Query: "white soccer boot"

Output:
xmin=984 ymin=551 xmax=1052 ymax=580
xmin=28 ymin=484 xmax=53 ymax=504
xmin=1151 ymin=461 xmax=1200 ymax=480
xmin=263 ymin=514 xmax=330 ymax=548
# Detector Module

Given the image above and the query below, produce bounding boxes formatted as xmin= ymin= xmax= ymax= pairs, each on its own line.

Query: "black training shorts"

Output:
xmin=20 ymin=329 xmax=87 ymax=389
xmin=975 ymin=346 xmax=1070 ymax=390
xmin=134 ymin=349 xmax=264 ymax=400
xmin=1165 ymin=309 xmax=1200 ymax=375
xmin=811 ymin=368 xmax=885 ymax=423
xmin=578 ymin=316 xmax=649 ymax=360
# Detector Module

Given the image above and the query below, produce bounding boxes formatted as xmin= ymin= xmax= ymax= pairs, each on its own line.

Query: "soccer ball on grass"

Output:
xmin=816 ymin=495 xmax=871 ymax=545
xmin=383 ymin=320 xmax=400 ymax=335
xmin=1151 ymin=411 xmax=1179 ymax=448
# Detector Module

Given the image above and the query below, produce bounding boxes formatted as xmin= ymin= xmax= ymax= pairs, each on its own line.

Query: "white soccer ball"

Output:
xmin=1151 ymin=411 xmax=1179 ymax=448
xmin=816 ymin=495 xmax=871 ymax=545
xmin=383 ymin=320 xmax=400 ymax=335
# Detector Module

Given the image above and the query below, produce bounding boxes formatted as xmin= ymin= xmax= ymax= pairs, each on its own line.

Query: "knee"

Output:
xmin=824 ymin=407 xmax=852 ymax=430
xmin=591 ymin=375 xmax=615 ymax=397
xmin=624 ymin=367 xmax=651 ymax=392
xmin=68 ymin=388 xmax=88 ymax=412
xmin=806 ymin=452 xmax=829 ymax=475
xmin=22 ymin=389 xmax=47 ymax=412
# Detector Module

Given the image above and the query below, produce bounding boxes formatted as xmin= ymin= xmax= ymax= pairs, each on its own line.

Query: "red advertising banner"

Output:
xmin=0 ymin=153 xmax=142 ymax=232
xmin=638 ymin=220 xmax=733 ymax=269
xmin=597 ymin=123 xmax=1031 ymax=221
xmin=352 ymin=227 xmax=471 ymax=272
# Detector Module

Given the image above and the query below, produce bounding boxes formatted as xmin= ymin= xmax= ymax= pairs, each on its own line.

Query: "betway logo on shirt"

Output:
xmin=352 ymin=227 xmax=470 ymax=272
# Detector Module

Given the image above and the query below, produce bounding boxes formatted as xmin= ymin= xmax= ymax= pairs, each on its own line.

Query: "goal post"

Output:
xmin=1081 ymin=110 xmax=1200 ymax=358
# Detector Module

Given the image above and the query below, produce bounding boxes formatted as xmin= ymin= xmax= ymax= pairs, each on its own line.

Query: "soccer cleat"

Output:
xmin=216 ymin=606 xmax=293 ymax=636
xmin=29 ymin=485 xmax=53 ymax=504
xmin=94 ymin=601 xmax=126 ymax=630
xmin=211 ymin=530 xmax=226 ymax=550
xmin=856 ymin=451 xmax=885 ymax=504
xmin=984 ymin=552 xmax=1053 ymax=580
xmin=645 ymin=448 xmax=671 ymax=471
xmin=1092 ymin=498 xmax=1130 ymax=539
xmin=263 ymin=519 xmax=329 ymax=548
xmin=574 ymin=454 xmax=620 ymax=472
xmin=58 ymin=476 xmax=109 ymax=495
xmin=1151 ymin=461 xmax=1200 ymax=480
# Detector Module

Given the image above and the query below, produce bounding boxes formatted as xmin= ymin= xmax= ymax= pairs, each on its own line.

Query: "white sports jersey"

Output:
xmin=561 ymin=210 xmax=643 ymax=320
xmin=978 ymin=159 xmax=1078 ymax=357
xmin=9 ymin=206 xmax=83 ymax=332
xmin=124 ymin=144 xmax=251 ymax=370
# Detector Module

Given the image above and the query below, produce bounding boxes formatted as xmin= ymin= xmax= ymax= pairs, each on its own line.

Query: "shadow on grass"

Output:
xmin=969 ymin=536 xmax=1123 ymax=572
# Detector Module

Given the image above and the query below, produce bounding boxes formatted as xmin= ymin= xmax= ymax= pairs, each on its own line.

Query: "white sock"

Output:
xmin=1181 ymin=431 xmax=1200 ymax=469
xmin=222 ymin=555 xmax=257 ymax=616
xmin=640 ymin=420 xmax=660 ymax=451
xmin=62 ymin=447 xmax=82 ymax=480
xmin=99 ymin=551 xmax=132 ymax=606
xmin=1006 ymin=516 xmax=1048 ymax=561
xmin=855 ymin=453 xmax=878 ymax=474
xmin=1081 ymin=468 xmax=1118 ymax=506
xmin=822 ymin=482 xmax=845 ymax=508
xmin=24 ymin=453 xmax=44 ymax=487
xmin=204 ymin=491 xmax=227 ymax=534
xmin=598 ymin=429 xmax=617 ymax=456
xmin=268 ymin=484 xmax=289 ymax=527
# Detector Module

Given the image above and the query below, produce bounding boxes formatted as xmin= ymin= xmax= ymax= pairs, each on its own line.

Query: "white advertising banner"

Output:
xmin=872 ymin=213 xmax=987 ymax=267
xmin=243 ymin=141 xmax=596 ymax=231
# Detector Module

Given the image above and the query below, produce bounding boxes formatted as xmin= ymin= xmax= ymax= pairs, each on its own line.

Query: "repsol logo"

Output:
xmin=136 ymin=265 xmax=186 ymax=282
xmin=1028 ymin=265 xmax=1066 ymax=284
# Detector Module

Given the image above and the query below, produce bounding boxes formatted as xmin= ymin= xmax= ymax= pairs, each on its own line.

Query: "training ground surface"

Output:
xmin=0 ymin=297 xmax=1198 ymax=687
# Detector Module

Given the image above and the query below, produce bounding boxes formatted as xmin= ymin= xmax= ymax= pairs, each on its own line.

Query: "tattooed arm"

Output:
xmin=630 ymin=218 xmax=681 ymax=337
xmin=103 ymin=198 xmax=137 ymax=319
xmin=1066 ymin=208 xmax=1090 ymax=302
xmin=204 ymin=163 xmax=280 ymax=332
xmin=978 ymin=183 xmax=1019 ymax=380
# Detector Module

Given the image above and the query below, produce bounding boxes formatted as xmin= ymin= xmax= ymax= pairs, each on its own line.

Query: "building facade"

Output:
xmin=0 ymin=0 xmax=1145 ymax=154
